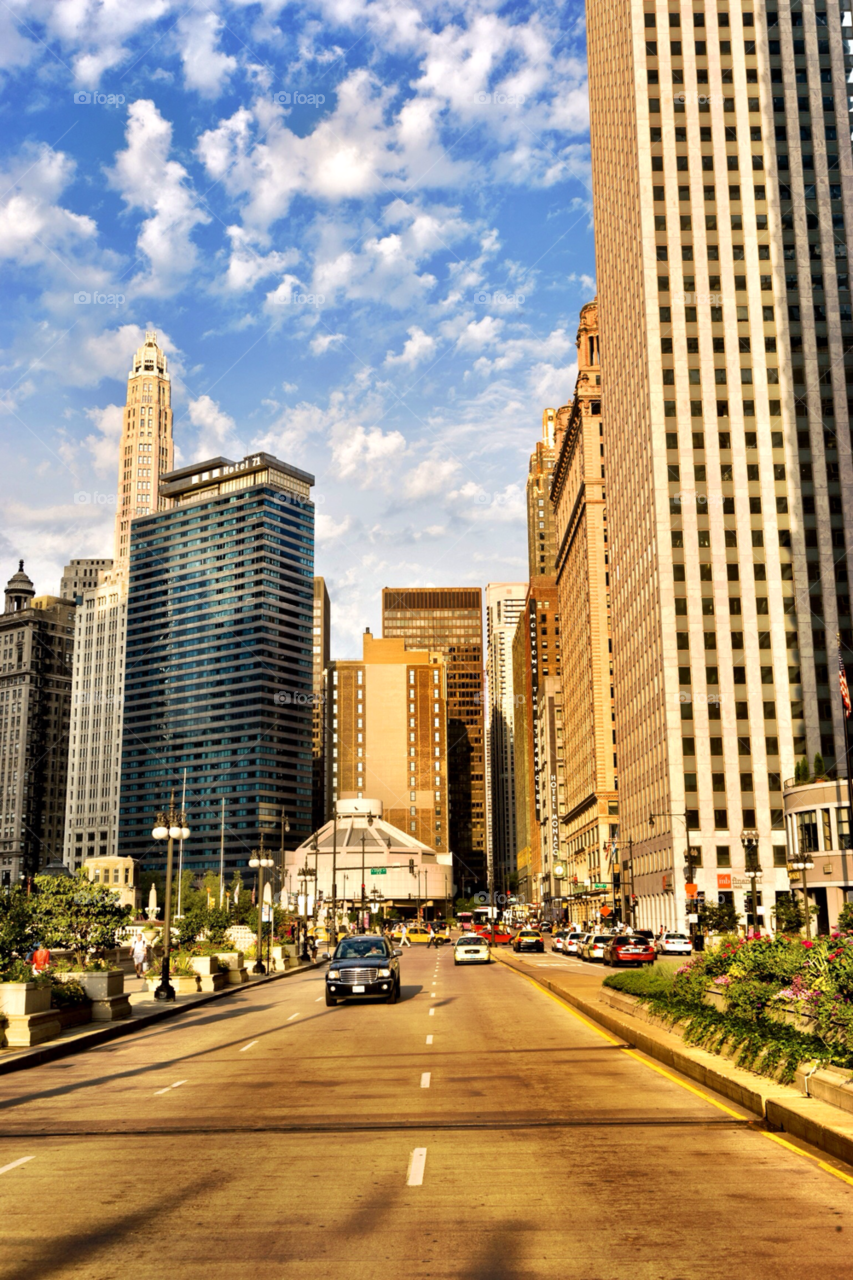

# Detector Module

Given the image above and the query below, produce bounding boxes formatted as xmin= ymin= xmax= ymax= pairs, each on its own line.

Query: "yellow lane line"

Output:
xmin=761 ymin=1130 xmax=853 ymax=1188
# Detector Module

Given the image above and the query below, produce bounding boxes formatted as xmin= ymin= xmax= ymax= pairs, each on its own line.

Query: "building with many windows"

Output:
xmin=485 ymin=582 xmax=526 ymax=896
xmin=63 ymin=331 xmax=175 ymax=871
xmin=329 ymin=633 xmax=449 ymax=850
xmin=551 ymin=300 xmax=620 ymax=926
xmin=118 ymin=452 xmax=315 ymax=872
xmin=312 ymin=577 xmax=331 ymax=828
xmin=382 ymin=588 xmax=485 ymax=895
xmin=0 ymin=564 xmax=76 ymax=885
xmin=585 ymin=0 xmax=853 ymax=930
xmin=528 ymin=410 xmax=559 ymax=577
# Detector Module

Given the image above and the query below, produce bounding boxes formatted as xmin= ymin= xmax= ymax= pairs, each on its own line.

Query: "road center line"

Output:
xmin=407 ymin=1147 xmax=427 ymax=1186
xmin=420 ymin=1072 xmax=431 ymax=1088
xmin=426 ymin=1035 xmax=433 ymax=1044
xmin=240 ymin=1041 xmax=258 ymax=1052
xmin=287 ymin=1012 xmax=300 ymax=1021
xmin=0 ymin=1156 xmax=34 ymax=1177
xmin=428 ymin=1008 xmax=435 ymax=1016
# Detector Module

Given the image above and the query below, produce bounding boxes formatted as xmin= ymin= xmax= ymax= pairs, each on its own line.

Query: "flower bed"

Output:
xmin=603 ymin=931 xmax=853 ymax=1084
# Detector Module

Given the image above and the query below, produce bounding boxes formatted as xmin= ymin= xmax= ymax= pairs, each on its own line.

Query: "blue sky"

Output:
xmin=0 ymin=0 xmax=595 ymax=655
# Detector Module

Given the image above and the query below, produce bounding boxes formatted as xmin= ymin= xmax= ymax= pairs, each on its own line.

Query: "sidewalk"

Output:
xmin=492 ymin=946 xmax=853 ymax=1169
xmin=0 ymin=959 xmax=323 ymax=1078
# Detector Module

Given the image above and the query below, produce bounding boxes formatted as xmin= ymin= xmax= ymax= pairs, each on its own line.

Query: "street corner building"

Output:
xmin=585 ymin=0 xmax=853 ymax=929
xmin=118 ymin=452 xmax=316 ymax=876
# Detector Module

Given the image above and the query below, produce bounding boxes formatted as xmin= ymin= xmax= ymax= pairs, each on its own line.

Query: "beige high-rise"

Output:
xmin=586 ymin=0 xmax=853 ymax=929
xmin=63 ymin=331 xmax=174 ymax=867
xmin=551 ymin=300 xmax=619 ymax=925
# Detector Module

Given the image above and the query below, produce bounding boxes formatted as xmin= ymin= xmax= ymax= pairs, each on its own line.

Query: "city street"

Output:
xmin=0 ymin=945 xmax=851 ymax=1279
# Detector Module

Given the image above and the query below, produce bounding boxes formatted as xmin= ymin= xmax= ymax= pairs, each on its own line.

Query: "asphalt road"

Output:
xmin=0 ymin=944 xmax=851 ymax=1279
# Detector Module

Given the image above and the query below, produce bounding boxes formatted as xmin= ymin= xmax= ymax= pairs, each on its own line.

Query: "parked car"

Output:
xmin=575 ymin=932 xmax=592 ymax=958
xmin=539 ymin=922 xmax=553 ymax=933
xmin=512 ymin=928 xmax=545 ymax=954
xmin=633 ymin=929 xmax=655 ymax=946
xmin=454 ymin=933 xmax=491 ymax=965
xmin=562 ymin=932 xmax=584 ymax=956
xmin=602 ymin=935 xmax=656 ymax=967
xmin=656 ymin=931 xmax=693 ymax=956
xmin=551 ymin=930 xmax=570 ymax=953
xmin=475 ymin=924 xmax=514 ymax=946
xmin=581 ymin=934 xmax=612 ymax=963
xmin=325 ymin=935 xmax=402 ymax=1006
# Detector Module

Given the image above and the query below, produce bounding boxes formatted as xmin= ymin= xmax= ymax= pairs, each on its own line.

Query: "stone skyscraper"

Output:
xmin=527 ymin=409 xmax=558 ymax=578
xmin=484 ymin=583 xmax=526 ymax=895
xmin=63 ymin=331 xmax=175 ymax=868
xmin=586 ymin=0 xmax=853 ymax=929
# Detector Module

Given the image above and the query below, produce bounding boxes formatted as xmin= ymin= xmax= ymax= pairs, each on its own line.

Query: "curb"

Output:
xmin=492 ymin=949 xmax=853 ymax=1168
xmin=0 ymin=960 xmax=324 ymax=1078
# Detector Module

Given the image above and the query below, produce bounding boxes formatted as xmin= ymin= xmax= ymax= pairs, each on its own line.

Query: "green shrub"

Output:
xmin=603 ymin=966 xmax=675 ymax=998
xmin=837 ymin=903 xmax=853 ymax=935
xmin=50 ymin=978 xmax=88 ymax=1008
xmin=0 ymin=887 xmax=33 ymax=972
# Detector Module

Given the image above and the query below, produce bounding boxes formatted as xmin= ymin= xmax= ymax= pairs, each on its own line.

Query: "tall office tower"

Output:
xmin=528 ymin=409 xmax=559 ymax=577
xmin=484 ymin=583 xmax=526 ymax=895
xmin=60 ymin=559 xmax=113 ymax=605
xmin=312 ymin=577 xmax=331 ymax=828
xmin=114 ymin=330 xmax=174 ymax=574
xmin=63 ymin=331 xmax=174 ymax=870
xmin=551 ymin=300 xmax=620 ymax=925
xmin=585 ymin=0 xmax=853 ymax=930
xmin=382 ymin=588 xmax=486 ymax=895
xmin=0 ymin=563 xmax=76 ymax=885
xmin=330 ymin=632 xmax=449 ymax=847
xmin=510 ymin=582 xmax=563 ymax=910
xmin=119 ymin=453 xmax=315 ymax=873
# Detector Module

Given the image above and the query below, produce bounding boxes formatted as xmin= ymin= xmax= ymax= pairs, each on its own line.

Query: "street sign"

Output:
xmin=370 ymin=868 xmax=387 ymax=875
xmin=685 ymin=883 xmax=698 ymax=899
xmin=600 ymin=905 xmax=612 ymax=917
xmin=687 ymin=912 xmax=699 ymax=923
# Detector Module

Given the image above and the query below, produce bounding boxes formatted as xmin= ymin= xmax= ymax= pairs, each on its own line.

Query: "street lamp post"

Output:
xmin=360 ymin=815 xmax=374 ymax=932
xmin=249 ymin=833 xmax=274 ymax=974
xmin=279 ymin=808 xmax=290 ymax=906
xmin=787 ymin=846 xmax=815 ymax=940
xmin=741 ymin=829 xmax=762 ymax=938
xmin=152 ymin=793 xmax=190 ymax=1002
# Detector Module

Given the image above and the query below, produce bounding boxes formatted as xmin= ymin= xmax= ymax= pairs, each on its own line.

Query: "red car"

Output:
xmin=602 ymin=935 xmax=655 ymax=967
xmin=473 ymin=924 xmax=514 ymax=945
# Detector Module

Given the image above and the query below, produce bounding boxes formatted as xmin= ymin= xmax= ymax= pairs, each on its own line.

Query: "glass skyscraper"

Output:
xmin=119 ymin=452 xmax=315 ymax=873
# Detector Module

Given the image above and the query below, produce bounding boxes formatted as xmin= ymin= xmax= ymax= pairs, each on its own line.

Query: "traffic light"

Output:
xmin=409 ymin=858 xmax=415 ymax=874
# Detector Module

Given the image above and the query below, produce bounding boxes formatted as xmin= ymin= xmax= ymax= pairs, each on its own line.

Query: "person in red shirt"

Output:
xmin=32 ymin=943 xmax=50 ymax=974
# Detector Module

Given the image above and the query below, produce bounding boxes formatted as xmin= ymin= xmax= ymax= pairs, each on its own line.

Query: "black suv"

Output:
xmin=325 ymin=935 xmax=402 ymax=1006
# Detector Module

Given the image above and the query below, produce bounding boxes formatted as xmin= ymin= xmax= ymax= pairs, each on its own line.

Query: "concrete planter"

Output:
xmin=173 ymin=975 xmax=200 ymax=994
xmin=215 ymin=951 xmax=248 ymax=985
xmin=703 ymin=986 xmax=730 ymax=1012
xmin=60 ymin=970 xmax=124 ymax=1001
xmin=769 ymin=1003 xmax=819 ymax=1034
xmin=0 ymin=982 xmax=52 ymax=1018
xmin=189 ymin=956 xmax=227 ymax=991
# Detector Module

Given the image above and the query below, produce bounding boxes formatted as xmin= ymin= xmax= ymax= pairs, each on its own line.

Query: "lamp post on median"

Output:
xmin=249 ymin=833 xmax=274 ymax=974
xmin=787 ymin=844 xmax=815 ymax=940
xmin=741 ymin=829 xmax=762 ymax=938
xmin=151 ymin=792 xmax=190 ymax=1002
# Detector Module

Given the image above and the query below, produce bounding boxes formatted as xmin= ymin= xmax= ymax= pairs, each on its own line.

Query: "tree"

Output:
xmin=794 ymin=757 xmax=809 ymax=784
xmin=774 ymin=892 xmax=805 ymax=934
xmin=697 ymin=900 xmax=741 ymax=934
xmin=0 ymin=887 xmax=33 ymax=972
xmin=813 ymin=752 xmax=826 ymax=779
xmin=837 ymin=902 xmax=853 ymax=934
xmin=33 ymin=874 xmax=131 ymax=967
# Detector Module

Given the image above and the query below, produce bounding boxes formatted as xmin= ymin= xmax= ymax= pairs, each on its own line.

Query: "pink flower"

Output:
xmin=800 ymin=940 xmax=814 ymax=948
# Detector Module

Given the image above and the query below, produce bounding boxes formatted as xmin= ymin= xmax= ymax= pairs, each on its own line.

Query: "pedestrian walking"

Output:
xmin=426 ymin=923 xmax=435 ymax=948
xmin=400 ymin=923 xmax=411 ymax=948
xmin=130 ymin=933 xmax=148 ymax=978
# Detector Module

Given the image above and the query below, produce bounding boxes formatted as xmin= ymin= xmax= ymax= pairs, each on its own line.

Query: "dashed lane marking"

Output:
xmin=239 ymin=1041 xmax=258 ymax=1052
xmin=421 ymin=1073 xmax=431 ymax=1088
xmin=0 ymin=1157 xmax=34 ymax=1177
xmin=287 ymin=1012 xmax=300 ymax=1021
xmin=426 ymin=1035 xmax=433 ymax=1044
xmin=407 ymin=1148 xmax=427 ymax=1186
xmin=428 ymin=1008 xmax=435 ymax=1016
xmin=154 ymin=1080 xmax=187 ymax=1096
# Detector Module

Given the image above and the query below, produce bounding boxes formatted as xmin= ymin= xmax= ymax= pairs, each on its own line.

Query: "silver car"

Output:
xmin=582 ymin=934 xmax=613 ymax=963
xmin=562 ymin=931 xmax=584 ymax=956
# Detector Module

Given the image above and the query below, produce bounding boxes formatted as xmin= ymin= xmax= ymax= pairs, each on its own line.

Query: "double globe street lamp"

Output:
xmin=249 ymin=834 xmax=274 ymax=975
xmin=152 ymin=794 xmax=190 ymax=1002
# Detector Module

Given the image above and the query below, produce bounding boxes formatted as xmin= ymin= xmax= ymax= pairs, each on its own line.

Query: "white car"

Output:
xmin=655 ymin=931 xmax=693 ymax=956
xmin=454 ymin=933 xmax=491 ymax=965
xmin=562 ymin=932 xmax=584 ymax=956
xmin=551 ymin=929 xmax=570 ymax=952
xmin=582 ymin=934 xmax=613 ymax=963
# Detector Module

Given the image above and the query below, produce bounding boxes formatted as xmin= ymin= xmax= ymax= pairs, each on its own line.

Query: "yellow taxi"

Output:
xmin=391 ymin=924 xmax=432 ymax=944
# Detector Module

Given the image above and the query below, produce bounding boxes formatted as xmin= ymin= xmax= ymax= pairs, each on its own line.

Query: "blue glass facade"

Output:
xmin=119 ymin=454 xmax=315 ymax=871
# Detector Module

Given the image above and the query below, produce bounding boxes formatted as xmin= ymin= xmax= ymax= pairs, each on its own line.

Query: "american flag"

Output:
xmin=839 ymin=640 xmax=851 ymax=718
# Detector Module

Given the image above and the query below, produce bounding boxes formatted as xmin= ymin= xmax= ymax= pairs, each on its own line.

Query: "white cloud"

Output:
xmin=176 ymin=9 xmax=238 ymax=97
xmin=455 ymin=316 xmax=503 ymax=352
xmin=0 ymin=146 xmax=97 ymax=270
xmin=109 ymin=100 xmax=209 ymax=295
xmin=82 ymin=403 xmax=123 ymax=477
xmin=187 ymin=394 xmax=243 ymax=459
xmin=331 ymin=424 xmax=406 ymax=480
xmin=310 ymin=332 xmax=346 ymax=355
xmin=223 ymin=225 xmax=299 ymax=292
xmin=316 ymin=512 xmax=352 ymax=542
xmin=385 ymin=325 xmax=435 ymax=368
xmin=401 ymin=457 xmax=459 ymax=500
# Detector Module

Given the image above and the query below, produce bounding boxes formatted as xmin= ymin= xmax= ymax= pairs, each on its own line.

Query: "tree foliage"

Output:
xmin=0 ymin=887 xmax=34 ymax=973
xmin=774 ymin=892 xmax=806 ymax=934
xmin=697 ymin=899 xmax=741 ymax=934
xmin=32 ymin=874 xmax=131 ymax=967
